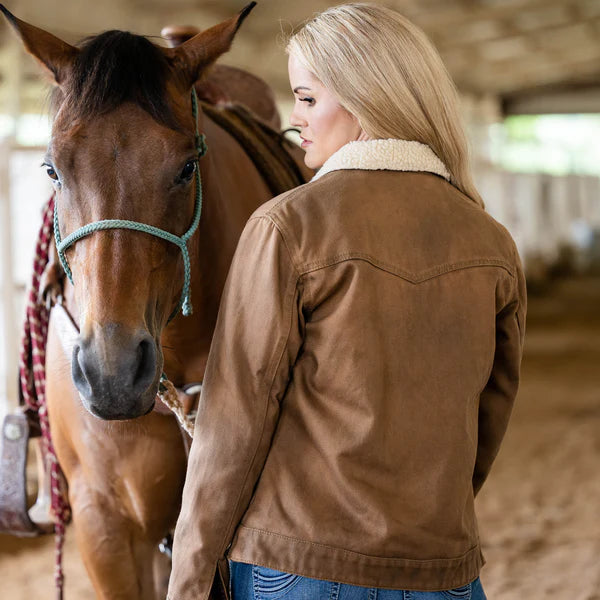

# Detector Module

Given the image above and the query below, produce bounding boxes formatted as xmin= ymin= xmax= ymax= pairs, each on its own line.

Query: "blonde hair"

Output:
xmin=286 ymin=3 xmax=484 ymax=207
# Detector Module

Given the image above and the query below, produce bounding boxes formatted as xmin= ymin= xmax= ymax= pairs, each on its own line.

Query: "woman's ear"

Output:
xmin=347 ymin=111 xmax=369 ymax=142
xmin=356 ymin=129 xmax=371 ymax=142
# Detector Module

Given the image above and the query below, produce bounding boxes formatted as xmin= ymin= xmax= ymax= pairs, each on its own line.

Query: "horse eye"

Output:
xmin=179 ymin=160 xmax=196 ymax=181
xmin=45 ymin=166 xmax=58 ymax=181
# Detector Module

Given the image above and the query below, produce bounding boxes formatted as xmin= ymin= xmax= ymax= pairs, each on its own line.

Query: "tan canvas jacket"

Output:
xmin=167 ymin=139 xmax=527 ymax=600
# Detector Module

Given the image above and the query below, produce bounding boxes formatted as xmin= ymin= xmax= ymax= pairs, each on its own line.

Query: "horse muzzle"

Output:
xmin=71 ymin=324 xmax=160 ymax=420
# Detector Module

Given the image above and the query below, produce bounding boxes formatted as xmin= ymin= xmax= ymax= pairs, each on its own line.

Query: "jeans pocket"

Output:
xmin=252 ymin=565 xmax=301 ymax=598
xmin=443 ymin=582 xmax=471 ymax=599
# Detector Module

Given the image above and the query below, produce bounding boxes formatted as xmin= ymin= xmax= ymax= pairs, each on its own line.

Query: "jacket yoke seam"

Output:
xmin=296 ymin=254 xmax=516 ymax=283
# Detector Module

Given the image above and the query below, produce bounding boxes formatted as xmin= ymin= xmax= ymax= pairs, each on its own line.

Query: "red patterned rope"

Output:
xmin=18 ymin=194 xmax=70 ymax=598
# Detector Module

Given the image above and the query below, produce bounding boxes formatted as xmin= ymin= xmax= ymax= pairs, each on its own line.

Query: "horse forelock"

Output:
xmin=50 ymin=30 xmax=181 ymax=129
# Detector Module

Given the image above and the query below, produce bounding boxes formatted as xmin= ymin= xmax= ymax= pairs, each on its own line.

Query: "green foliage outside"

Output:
xmin=493 ymin=114 xmax=600 ymax=177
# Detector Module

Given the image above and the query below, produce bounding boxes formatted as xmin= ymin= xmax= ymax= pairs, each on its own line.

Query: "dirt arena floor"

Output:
xmin=1 ymin=275 xmax=599 ymax=599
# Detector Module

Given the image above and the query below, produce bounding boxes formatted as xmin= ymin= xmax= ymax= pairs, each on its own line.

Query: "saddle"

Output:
xmin=0 ymin=410 xmax=53 ymax=536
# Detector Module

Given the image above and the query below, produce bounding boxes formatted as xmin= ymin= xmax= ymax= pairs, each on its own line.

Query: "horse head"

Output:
xmin=1 ymin=2 xmax=256 ymax=420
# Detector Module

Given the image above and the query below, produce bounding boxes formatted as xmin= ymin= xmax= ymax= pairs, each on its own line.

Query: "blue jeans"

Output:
xmin=229 ymin=561 xmax=487 ymax=600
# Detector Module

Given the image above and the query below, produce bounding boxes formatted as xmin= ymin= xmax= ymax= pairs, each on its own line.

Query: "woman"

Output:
xmin=168 ymin=4 xmax=526 ymax=600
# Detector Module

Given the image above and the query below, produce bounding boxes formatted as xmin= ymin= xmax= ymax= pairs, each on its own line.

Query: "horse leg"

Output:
xmin=45 ymin=318 xmax=187 ymax=599
xmin=69 ymin=477 xmax=161 ymax=600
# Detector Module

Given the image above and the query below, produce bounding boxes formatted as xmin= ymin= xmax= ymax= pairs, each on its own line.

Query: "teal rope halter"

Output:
xmin=53 ymin=89 xmax=207 ymax=321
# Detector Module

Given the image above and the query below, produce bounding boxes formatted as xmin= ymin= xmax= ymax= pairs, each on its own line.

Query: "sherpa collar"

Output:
xmin=312 ymin=139 xmax=451 ymax=182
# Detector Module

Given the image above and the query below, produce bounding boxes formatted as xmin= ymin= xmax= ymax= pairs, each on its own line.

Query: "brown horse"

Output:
xmin=1 ymin=3 xmax=310 ymax=598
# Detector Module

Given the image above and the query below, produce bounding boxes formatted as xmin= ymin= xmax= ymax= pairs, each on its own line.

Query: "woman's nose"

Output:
xmin=289 ymin=106 xmax=306 ymax=128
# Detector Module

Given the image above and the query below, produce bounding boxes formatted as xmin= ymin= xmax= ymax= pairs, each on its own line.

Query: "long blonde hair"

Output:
xmin=286 ymin=3 xmax=484 ymax=207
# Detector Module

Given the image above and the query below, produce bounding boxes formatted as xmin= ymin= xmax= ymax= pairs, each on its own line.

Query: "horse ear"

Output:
xmin=167 ymin=2 xmax=257 ymax=88
xmin=0 ymin=4 xmax=79 ymax=85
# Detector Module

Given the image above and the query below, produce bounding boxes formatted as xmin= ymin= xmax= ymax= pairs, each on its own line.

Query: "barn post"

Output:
xmin=0 ymin=32 xmax=22 ymax=422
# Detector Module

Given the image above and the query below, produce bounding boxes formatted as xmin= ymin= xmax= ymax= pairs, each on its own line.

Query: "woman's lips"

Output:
xmin=301 ymin=138 xmax=312 ymax=148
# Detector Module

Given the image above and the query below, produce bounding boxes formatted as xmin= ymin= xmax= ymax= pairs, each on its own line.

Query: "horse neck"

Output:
xmin=160 ymin=112 xmax=271 ymax=385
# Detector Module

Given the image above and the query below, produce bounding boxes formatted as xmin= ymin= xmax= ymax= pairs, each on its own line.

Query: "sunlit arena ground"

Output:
xmin=1 ymin=275 xmax=599 ymax=600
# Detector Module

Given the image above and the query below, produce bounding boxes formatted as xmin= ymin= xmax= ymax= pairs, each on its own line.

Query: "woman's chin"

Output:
xmin=304 ymin=152 xmax=324 ymax=171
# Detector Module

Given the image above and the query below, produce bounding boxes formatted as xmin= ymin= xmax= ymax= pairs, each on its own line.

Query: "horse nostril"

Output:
xmin=132 ymin=336 xmax=157 ymax=394
xmin=70 ymin=330 xmax=159 ymax=418
xmin=72 ymin=344 xmax=92 ymax=399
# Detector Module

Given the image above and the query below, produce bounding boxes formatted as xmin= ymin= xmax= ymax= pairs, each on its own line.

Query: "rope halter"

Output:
xmin=53 ymin=89 xmax=207 ymax=321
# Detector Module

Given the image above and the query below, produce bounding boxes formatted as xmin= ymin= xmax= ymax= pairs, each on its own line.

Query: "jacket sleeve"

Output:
xmin=167 ymin=215 xmax=305 ymax=600
xmin=473 ymin=247 xmax=527 ymax=496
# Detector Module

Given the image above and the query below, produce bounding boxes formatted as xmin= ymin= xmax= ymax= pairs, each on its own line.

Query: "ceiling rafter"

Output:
xmin=0 ymin=0 xmax=598 ymax=114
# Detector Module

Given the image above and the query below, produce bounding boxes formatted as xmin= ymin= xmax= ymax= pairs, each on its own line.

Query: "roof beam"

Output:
xmin=503 ymin=82 xmax=600 ymax=114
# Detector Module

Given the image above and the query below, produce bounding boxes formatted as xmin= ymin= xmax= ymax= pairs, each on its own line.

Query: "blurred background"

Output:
xmin=0 ymin=0 xmax=599 ymax=598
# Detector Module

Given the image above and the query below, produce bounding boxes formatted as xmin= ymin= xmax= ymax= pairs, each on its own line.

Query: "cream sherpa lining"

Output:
xmin=311 ymin=139 xmax=451 ymax=182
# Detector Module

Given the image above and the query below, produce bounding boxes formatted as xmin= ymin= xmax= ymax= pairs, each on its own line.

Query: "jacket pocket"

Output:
xmin=252 ymin=565 xmax=301 ymax=598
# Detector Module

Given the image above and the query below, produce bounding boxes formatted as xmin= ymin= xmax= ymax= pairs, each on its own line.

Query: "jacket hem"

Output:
xmin=228 ymin=525 xmax=484 ymax=592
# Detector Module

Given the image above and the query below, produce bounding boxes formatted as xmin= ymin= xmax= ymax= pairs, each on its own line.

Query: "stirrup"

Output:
xmin=0 ymin=410 xmax=54 ymax=536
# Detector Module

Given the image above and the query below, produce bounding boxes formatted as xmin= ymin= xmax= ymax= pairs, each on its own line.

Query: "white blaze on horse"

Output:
xmin=0 ymin=3 xmax=310 ymax=598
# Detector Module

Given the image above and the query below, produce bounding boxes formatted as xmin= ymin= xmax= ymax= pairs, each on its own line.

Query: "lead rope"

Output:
xmin=157 ymin=377 xmax=195 ymax=437
xmin=19 ymin=195 xmax=70 ymax=600
xmin=53 ymin=89 xmax=207 ymax=321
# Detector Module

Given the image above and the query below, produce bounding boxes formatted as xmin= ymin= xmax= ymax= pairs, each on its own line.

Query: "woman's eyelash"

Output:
xmin=299 ymin=97 xmax=315 ymax=105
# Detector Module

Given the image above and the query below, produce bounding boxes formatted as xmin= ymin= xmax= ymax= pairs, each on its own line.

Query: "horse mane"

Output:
xmin=51 ymin=30 xmax=180 ymax=129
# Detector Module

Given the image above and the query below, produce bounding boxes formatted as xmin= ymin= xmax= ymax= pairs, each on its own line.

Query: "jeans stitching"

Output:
xmin=444 ymin=582 xmax=473 ymax=599
xmin=252 ymin=566 xmax=303 ymax=598
xmin=240 ymin=562 xmax=482 ymax=600
xmin=252 ymin=565 xmax=260 ymax=600
xmin=329 ymin=581 xmax=340 ymax=600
